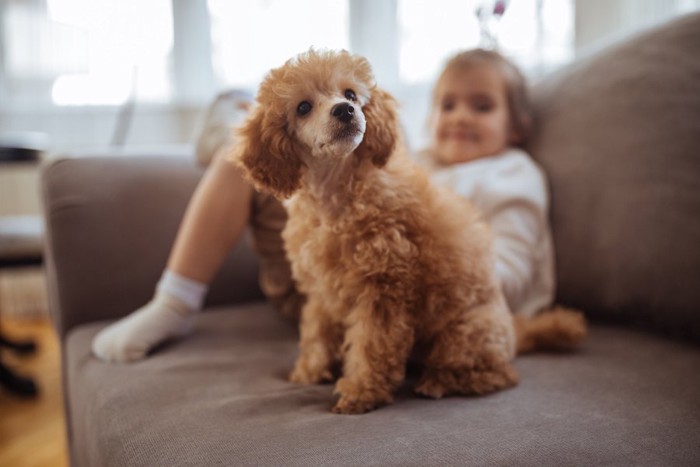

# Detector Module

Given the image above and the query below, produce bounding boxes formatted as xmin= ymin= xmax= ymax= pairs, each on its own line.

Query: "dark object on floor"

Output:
xmin=0 ymin=360 xmax=38 ymax=397
xmin=0 ymin=333 xmax=38 ymax=355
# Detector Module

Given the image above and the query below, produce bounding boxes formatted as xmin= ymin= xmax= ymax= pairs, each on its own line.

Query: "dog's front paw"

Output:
xmin=331 ymin=377 xmax=392 ymax=414
xmin=288 ymin=362 xmax=333 ymax=385
xmin=331 ymin=395 xmax=382 ymax=415
xmin=414 ymin=376 xmax=447 ymax=399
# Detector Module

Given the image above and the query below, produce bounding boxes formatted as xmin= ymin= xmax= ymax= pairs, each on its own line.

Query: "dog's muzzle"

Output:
xmin=332 ymin=103 xmax=355 ymax=123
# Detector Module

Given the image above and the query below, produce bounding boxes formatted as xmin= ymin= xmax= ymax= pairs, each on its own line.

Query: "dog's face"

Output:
xmin=293 ymin=85 xmax=368 ymax=160
xmin=233 ymin=49 xmax=399 ymax=199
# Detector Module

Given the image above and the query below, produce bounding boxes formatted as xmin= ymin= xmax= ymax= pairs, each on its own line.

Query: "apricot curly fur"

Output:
xmin=233 ymin=49 xmax=586 ymax=414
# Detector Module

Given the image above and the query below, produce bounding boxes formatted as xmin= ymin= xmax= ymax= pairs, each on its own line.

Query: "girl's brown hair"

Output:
xmin=433 ymin=49 xmax=532 ymax=147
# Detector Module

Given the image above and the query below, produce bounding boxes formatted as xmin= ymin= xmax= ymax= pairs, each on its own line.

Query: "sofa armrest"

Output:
xmin=41 ymin=156 xmax=264 ymax=339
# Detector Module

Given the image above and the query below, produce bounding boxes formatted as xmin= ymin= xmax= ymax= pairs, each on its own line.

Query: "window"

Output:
xmin=398 ymin=0 xmax=574 ymax=83
xmin=2 ymin=0 xmax=173 ymax=107
xmin=2 ymin=0 xmax=696 ymax=112
xmin=49 ymin=0 xmax=173 ymax=105
xmin=208 ymin=0 xmax=349 ymax=90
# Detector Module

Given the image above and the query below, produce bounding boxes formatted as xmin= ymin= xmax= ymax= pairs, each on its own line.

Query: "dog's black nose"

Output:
xmin=331 ymin=102 xmax=354 ymax=123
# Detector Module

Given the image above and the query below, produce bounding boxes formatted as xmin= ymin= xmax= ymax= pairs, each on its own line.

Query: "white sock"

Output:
xmin=92 ymin=270 xmax=208 ymax=363
xmin=156 ymin=269 xmax=208 ymax=310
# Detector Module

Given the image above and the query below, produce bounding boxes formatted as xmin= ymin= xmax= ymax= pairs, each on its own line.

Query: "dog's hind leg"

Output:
xmin=332 ymin=295 xmax=415 ymax=415
xmin=415 ymin=301 xmax=518 ymax=399
xmin=289 ymin=296 xmax=342 ymax=385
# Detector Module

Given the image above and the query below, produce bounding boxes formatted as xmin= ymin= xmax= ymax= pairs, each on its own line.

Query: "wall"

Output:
xmin=0 ymin=104 xmax=203 ymax=216
xmin=0 ymin=104 xmax=203 ymax=155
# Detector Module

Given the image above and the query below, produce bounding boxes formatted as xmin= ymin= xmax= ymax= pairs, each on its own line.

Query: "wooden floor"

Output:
xmin=0 ymin=318 xmax=69 ymax=467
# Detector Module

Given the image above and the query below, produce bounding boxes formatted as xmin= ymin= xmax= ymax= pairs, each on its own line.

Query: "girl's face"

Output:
xmin=429 ymin=64 xmax=515 ymax=165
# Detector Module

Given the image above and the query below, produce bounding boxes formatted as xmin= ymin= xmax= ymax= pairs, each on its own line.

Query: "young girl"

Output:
xmin=92 ymin=49 xmax=554 ymax=363
xmin=421 ymin=49 xmax=555 ymax=319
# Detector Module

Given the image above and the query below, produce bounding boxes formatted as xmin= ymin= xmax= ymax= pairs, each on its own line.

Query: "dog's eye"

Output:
xmin=297 ymin=101 xmax=312 ymax=116
xmin=344 ymin=89 xmax=357 ymax=101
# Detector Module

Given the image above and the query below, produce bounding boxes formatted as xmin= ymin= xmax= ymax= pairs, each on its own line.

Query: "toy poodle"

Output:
xmin=233 ymin=49 xmax=585 ymax=414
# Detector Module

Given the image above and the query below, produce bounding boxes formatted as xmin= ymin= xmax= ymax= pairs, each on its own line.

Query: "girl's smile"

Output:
xmin=430 ymin=64 xmax=515 ymax=165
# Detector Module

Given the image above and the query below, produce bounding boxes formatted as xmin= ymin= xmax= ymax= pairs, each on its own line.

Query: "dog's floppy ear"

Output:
xmin=231 ymin=107 xmax=303 ymax=199
xmin=355 ymin=88 xmax=399 ymax=168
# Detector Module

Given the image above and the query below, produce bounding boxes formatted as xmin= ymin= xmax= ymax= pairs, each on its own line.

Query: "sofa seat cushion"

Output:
xmin=66 ymin=303 xmax=700 ymax=467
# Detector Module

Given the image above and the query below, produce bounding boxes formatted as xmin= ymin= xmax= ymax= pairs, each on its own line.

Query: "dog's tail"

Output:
xmin=514 ymin=306 xmax=588 ymax=355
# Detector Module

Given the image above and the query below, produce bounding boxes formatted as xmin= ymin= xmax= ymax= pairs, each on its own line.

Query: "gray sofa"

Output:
xmin=42 ymin=14 xmax=700 ymax=467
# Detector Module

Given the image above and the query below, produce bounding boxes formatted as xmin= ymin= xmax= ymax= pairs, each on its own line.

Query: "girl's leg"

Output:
xmin=166 ymin=155 xmax=253 ymax=284
xmin=92 ymin=154 xmax=253 ymax=363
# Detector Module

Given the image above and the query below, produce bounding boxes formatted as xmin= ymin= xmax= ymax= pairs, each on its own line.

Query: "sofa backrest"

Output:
xmin=529 ymin=13 xmax=700 ymax=341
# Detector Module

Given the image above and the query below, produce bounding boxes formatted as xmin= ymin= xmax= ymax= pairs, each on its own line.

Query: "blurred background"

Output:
xmin=1 ymin=0 xmax=699 ymax=158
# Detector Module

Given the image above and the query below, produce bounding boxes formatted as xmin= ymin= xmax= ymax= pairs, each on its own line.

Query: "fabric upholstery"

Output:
xmin=529 ymin=13 xmax=700 ymax=340
xmin=67 ymin=304 xmax=700 ymax=467
xmin=41 ymin=156 xmax=264 ymax=339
